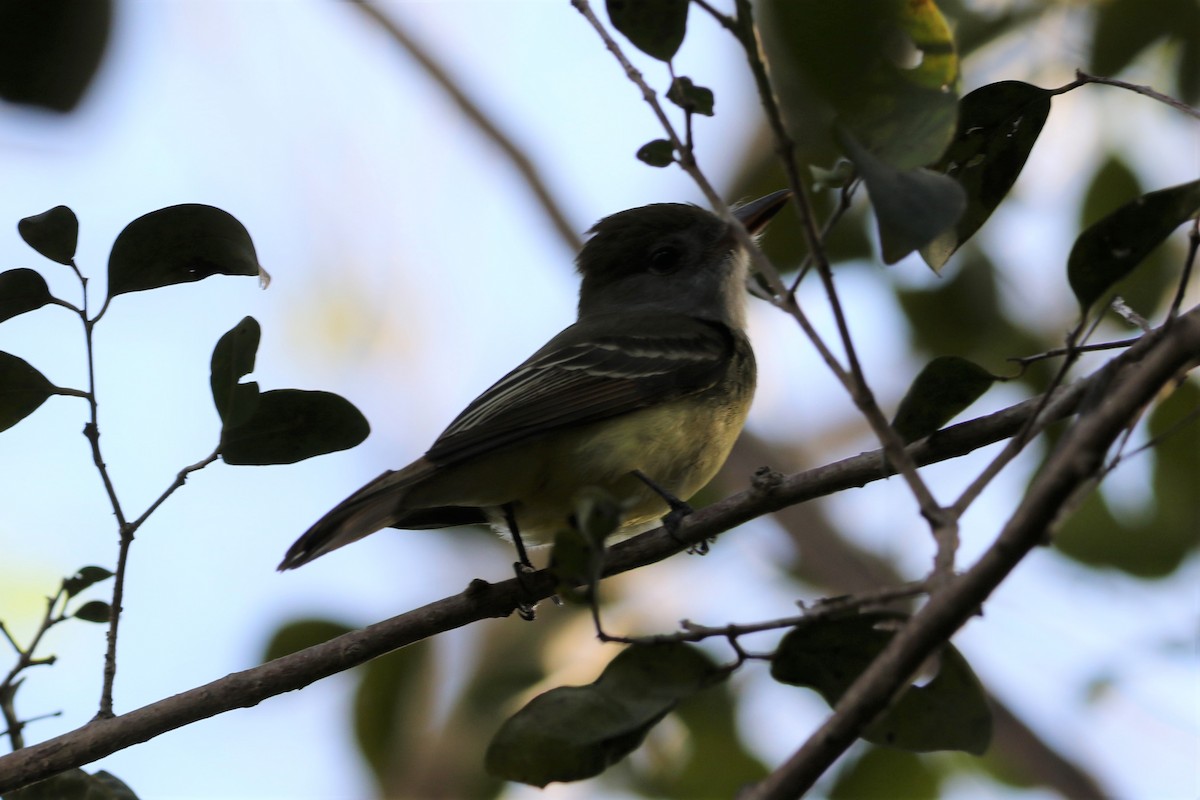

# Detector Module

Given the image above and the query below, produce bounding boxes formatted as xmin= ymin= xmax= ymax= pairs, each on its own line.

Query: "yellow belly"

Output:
xmin=404 ymin=394 xmax=751 ymax=543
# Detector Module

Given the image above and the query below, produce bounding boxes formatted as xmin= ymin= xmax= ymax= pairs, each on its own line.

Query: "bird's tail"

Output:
xmin=278 ymin=463 xmax=426 ymax=570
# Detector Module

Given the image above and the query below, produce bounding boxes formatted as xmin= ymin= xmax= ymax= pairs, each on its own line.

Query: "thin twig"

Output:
xmin=1010 ymin=336 xmax=1141 ymax=369
xmin=1049 ymin=70 xmax=1200 ymax=120
xmin=789 ymin=177 xmax=860 ymax=294
xmin=127 ymin=450 xmax=220 ymax=532
xmin=1167 ymin=216 xmax=1199 ymax=322
xmin=598 ymin=580 xmax=929 ymax=646
xmin=0 ymin=591 xmax=68 ymax=751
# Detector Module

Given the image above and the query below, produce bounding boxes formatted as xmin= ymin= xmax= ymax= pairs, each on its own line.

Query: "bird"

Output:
xmin=278 ymin=190 xmax=790 ymax=572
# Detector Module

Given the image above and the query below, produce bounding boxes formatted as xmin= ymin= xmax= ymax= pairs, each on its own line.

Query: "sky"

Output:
xmin=0 ymin=2 xmax=1196 ymax=799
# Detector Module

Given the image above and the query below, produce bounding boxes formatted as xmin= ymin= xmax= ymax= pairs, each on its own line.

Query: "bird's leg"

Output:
xmin=631 ymin=470 xmax=708 ymax=555
xmin=503 ymin=503 xmax=538 ymax=621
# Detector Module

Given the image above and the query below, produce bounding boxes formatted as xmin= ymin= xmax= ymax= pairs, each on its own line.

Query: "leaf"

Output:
xmin=1053 ymin=380 xmax=1200 ymax=576
xmin=839 ymin=130 xmax=966 ymax=265
xmin=606 ymin=0 xmax=689 ymax=62
xmin=0 ymin=268 xmax=55 ymax=323
xmin=767 ymin=0 xmax=961 ymax=170
xmin=4 ymin=768 xmax=140 ymax=800
xmin=220 ymin=389 xmax=369 ymax=466
xmin=0 ymin=2 xmax=112 ymax=113
xmin=921 ymin=81 xmax=1051 ymax=270
xmin=891 ymin=356 xmax=996 ymax=443
xmin=73 ymin=600 xmax=112 ymax=623
xmin=771 ymin=614 xmax=992 ymax=754
xmin=210 ymin=316 xmax=261 ymax=428
xmin=63 ymin=565 xmax=114 ymax=598
xmin=354 ymin=640 xmax=436 ymax=792
xmin=830 ymin=746 xmax=943 ymax=800
xmin=1067 ymin=179 xmax=1200 ymax=314
xmin=630 ymin=678 xmax=769 ymax=798
xmin=666 ymin=76 xmax=714 ymax=116
xmin=0 ymin=351 xmax=58 ymax=433
xmin=1079 ymin=157 xmax=1176 ymax=317
xmin=17 ymin=206 xmax=79 ymax=265
xmin=88 ymin=771 xmax=140 ymax=800
xmin=486 ymin=643 xmax=721 ymax=786
xmin=262 ymin=618 xmax=356 ymax=662
xmin=106 ymin=204 xmax=262 ymax=299
xmin=636 ymin=139 xmax=675 ymax=168
xmin=1090 ymin=0 xmax=1199 ymax=80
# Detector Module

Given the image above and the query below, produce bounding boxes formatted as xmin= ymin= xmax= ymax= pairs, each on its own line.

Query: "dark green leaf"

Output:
xmin=63 ymin=565 xmax=114 ymax=598
xmin=89 ymin=771 xmax=140 ymax=800
xmin=106 ymin=204 xmax=262 ymax=299
xmin=1054 ymin=380 xmax=1200 ymax=576
xmin=830 ymin=746 xmax=943 ymax=800
xmin=210 ymin=316 xmax=261 ymax=427
xmin=550 ymin=528 xmax=596 ymax=605
xmin=73 ymin=600 xmax=112 ymax=623
xmin=0 ymin=2 xmax=112 ymax=113
xmin=262 ymin=618 xmax=356 ymax=662
xmin=636 ymin=139 xmax=675 ymax=168
xmin=892 ymin=356 xmax=996 ymax=443
xmin=5 ymin=768 xmax=140 ymax=800
xmin=354 ymin=640 xmax=436 ymax=792
xmin=921 ymin=81 xmax=1051 ymax=270
xmin=630 ymin=678 xmax=769 ymax=798
xmin=667 ymin=76 xmax=714 ymax=116
xmin=772 ymin=614 xmax=992 ymax=754
xmin=0 ymin=351 xmax=58 ymax=433
xmin=1068 ymin=179 xmax=1200 ymax=314
xmin=606 ymin=0 xmax=689 ymax=62
xmin=839 ymin=130 xmax=966 ymax=265
xmin=863 ymin=644 xmax=992 ymax=754
xmin=766 ymin=0 xmax=960 ymax=169
xmin=1079 ymin=157 xmax=1175 ymax=317
xmin=1180 ymin=26 xmax=1200 ymax=105
xmin=220 ymin=389 xmax=369 ymax=466
xmin=0 ymin=268 xmax=55 ymax=323
xmin=486 ymin=643 xmax=721 ymax=786
xmin=1090 ymin=0 xmax=1199 ymax=80
xmin=17 ymin=206 xmax=79 ymax=265
xmin=1145 ymin=380 xmax=1200 ymax=568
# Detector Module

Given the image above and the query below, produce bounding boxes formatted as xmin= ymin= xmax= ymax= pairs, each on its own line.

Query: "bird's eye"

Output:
xmin=648 ymin=245 xmax=682 ymax=274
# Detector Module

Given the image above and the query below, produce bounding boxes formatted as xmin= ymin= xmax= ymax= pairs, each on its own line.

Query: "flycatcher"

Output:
xmin=279 ymin=190 xmax=790 ymax=571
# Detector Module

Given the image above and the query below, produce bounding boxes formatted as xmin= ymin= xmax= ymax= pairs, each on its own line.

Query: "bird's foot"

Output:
xmin=513 ymin=560 xmax=539 ymax=621
xmin=632 ymin=470 xmax=706 ymax=553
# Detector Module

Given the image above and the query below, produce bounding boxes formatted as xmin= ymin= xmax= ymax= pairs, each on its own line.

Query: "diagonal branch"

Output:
xmin=743 ymin=305 xmax=1200 ymax=800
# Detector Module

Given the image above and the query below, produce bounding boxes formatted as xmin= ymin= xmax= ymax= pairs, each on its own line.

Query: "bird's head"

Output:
xmin=575 ymin=190 xmax=790 ymax=327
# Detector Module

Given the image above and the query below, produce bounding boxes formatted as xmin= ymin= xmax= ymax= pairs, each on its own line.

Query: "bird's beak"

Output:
xmin=733 ymin=189 xmax=792 ymax=235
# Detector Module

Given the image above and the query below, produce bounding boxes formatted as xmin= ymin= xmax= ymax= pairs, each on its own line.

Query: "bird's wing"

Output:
xmin=425 ymin=313 xmax=738 ymax=465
